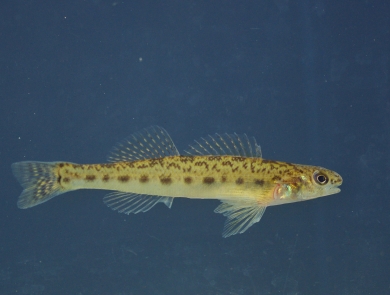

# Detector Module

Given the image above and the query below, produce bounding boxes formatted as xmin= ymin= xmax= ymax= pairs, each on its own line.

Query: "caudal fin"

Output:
xmin=11 ymin=161 xmax=65 ymax=209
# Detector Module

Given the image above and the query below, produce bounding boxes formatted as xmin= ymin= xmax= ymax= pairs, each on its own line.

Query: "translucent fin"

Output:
xmin=108 ymin=126 xmax=179 ymax=162
xmin=185 ymin=133 xmax=262 ymax=158
xmin=11 ymin=161 xmax=66 ymax=209
xmin=103 ymin=192 xmax=173 ymax=214
xmin=215 ymin=200 xmax=266 ymax=238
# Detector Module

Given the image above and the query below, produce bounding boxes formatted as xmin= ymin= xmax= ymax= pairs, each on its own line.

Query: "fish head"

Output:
xmin=295 ymin=166 xmax=343 ymax=201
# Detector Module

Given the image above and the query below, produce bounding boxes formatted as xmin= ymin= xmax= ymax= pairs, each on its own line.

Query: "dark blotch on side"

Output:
xmin=255 ymin=179 xmax=264 ymax=186
xmin=160 ymin=177 xmax=172 ymax=185
xmin=102 ymin=163 xmax=115 ymax=169
xmin=86 ymin=175 xmax=96 ymax=181
xmin=232 ymin=156 xmax=245 ymax=162
xmin=102 ymin=175 xmax=110 ymax=182
xmin=203 ymin=177 xmax=215 ymax=184
xmin=236 ymin=177 xmax=244 ymax=185
xmin=221 ymin=176 xmax=227 ymax=183
xmin=63 ymin=177 xmax=70 ymax=183
xmin=118 ymin=175 xmax=130 ymax=182
xmin=140 ymin=175 xmax=149 ymax=183
xmin=184 ymin=177 xmax=192 ymax=184
xmin=272 ymin=175 xmax=282 ymax=181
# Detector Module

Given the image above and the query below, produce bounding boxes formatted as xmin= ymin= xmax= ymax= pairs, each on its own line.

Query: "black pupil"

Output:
xmin=317 ymin=175 xmax=326 ymax=183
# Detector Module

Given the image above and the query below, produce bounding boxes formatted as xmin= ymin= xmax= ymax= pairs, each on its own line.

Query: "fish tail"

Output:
xmin=11 ymin=161 xmax=66 ymax=209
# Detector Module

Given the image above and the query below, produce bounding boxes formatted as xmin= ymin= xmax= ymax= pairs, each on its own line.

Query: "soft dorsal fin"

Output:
xmin=185 ymin=133 xmax=262 ymax=158
xmin=108 ymin=126 xmax=179 ymax=162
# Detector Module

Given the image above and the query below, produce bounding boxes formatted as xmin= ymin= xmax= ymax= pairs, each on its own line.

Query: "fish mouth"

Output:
xmin=330 ymin=187 xmax=341 ymax=194
xmin=329 ymin=175 xmax=343 ymax=195
xmin=327 ymin=185 xmax=341 ymax=195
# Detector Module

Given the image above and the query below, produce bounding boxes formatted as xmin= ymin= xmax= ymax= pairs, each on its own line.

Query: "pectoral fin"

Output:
xmin=215 ymin=200 xmax=266 ymax=238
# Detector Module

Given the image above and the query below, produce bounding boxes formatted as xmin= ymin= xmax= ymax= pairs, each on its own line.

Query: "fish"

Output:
xmin=11 ymin=126 xmax=342 ymax=237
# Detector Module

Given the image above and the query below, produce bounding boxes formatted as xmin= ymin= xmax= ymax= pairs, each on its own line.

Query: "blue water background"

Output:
xmin=0 ymin=0 xmax=389 ymax=294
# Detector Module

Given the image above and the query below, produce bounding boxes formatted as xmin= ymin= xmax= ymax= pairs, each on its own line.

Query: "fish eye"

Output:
xmin=313 ymin=172 xmax=328 ymax=185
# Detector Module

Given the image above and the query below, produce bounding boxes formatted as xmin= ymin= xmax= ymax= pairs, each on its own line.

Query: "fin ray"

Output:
xmin=103 ymin=192 xmax=173 ymax=214
xmin=215 ymin=200 xmax=266 ymax=237
xmin=185 ymin=133 xmax=262 ymax=157
xmin=108 ymin=126 xmax=179 ymax=162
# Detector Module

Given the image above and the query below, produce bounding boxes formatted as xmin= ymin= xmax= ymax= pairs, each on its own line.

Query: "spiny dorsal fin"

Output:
xmin=103 ymin=192 xmax=173 ymax=214
xmin=185 ymin=133 xmax=262 ymax=158
xmin=215 ymin=200 xmax=266 ymax=238
xmin=108 ymin=126 xmax=179 ymax=162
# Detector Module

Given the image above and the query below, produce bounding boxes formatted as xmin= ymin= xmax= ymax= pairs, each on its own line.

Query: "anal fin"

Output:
xmin=215 ymin=200 xmax=266 ymax=238
xmin=103 ymin=192 xmax=173 ymax=214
